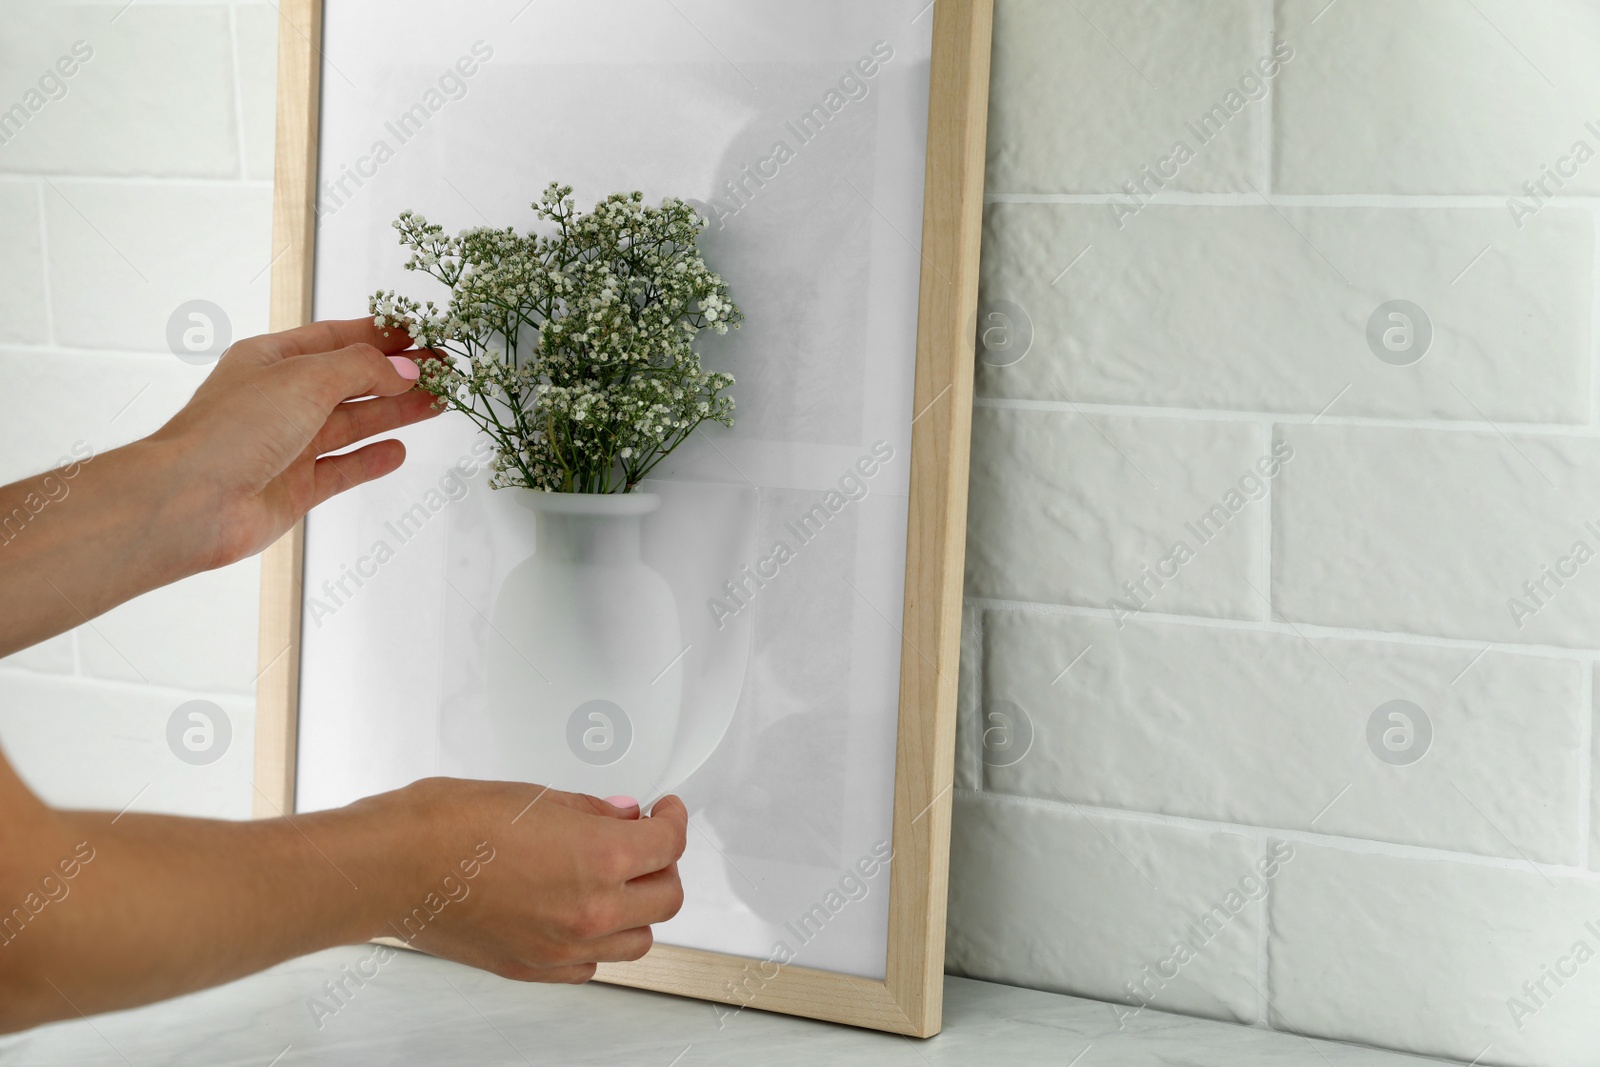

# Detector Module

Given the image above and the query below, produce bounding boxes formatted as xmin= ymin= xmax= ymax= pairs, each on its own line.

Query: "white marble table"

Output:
xmin=1 ymin=947 xmax=1450 ymax=1066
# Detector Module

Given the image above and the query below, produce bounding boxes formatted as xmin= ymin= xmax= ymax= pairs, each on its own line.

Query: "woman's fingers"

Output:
xmin=248 ymin=344 xmax=421 ymax=464
xmin=259 ymin=317 xmax=417 ymax=363
xmin=624 ymin=863 xmax=686 ymax=924
xmin=312 ymin=391 xmax=440 ymax=457
xmin=254 ymin=343 xmax=421 ymax=425
xmin=537 ymin=789 xmax=651 ymax=822
xmin=309 ymin=440 xmax=407 ymax=508
xmin=650 ymin=795 xmax=687 ymax=820
xmin=306 ymin=344 xmax=422 ymax=407
xmin=480 ymin=960 xmax=601 ymax=985
xmin=576 ymin=926 xmax=654 ymax=964
xmin=494 ymin=927 xmax=652 ymax=979
xmin=550 ymin=792 xmax=643 ymax=821
xmin=526 ymin=963 xmax=598 ymax=985
xmin=607 ymin=796 xmax=688 ymax=881
xmin=603 ymin=797 xmax=642 ymax=819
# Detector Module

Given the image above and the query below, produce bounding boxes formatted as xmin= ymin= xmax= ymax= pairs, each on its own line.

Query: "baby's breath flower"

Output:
xmin=369 ymin=182 xmax=741 ymax=494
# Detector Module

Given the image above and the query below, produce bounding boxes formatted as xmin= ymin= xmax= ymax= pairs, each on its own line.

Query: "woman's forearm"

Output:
xmin=0 ymin=783 xmax=419 ymax=1030
xmin=0 ymin=439 xmax=216 ymax=659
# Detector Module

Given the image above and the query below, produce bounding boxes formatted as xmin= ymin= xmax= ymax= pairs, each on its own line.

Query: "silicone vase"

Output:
xmin=487 ymin=491 xmax=684 ymax=799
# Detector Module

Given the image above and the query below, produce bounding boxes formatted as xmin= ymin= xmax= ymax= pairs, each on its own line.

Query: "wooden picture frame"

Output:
xmin=254 ymin=0 xmax=992 ymax=1038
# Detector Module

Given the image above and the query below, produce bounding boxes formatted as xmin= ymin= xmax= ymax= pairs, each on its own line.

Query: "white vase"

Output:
xmin=486 ymin=490 xmax=684 ymax=800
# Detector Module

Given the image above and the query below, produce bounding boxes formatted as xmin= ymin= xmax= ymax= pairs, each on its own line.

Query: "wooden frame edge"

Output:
xmin=253 ymin=0 xmax=322 ymax=820
xmin=259 ymin=0 xmax=994 ymax=1038
xmin=597 ymin=0 xmax=995 ymax=1037
xmin=882 ymin=0 xmax=993 ymax=1036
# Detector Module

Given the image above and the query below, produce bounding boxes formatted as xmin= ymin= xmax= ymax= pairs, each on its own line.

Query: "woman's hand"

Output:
xmin=0 ymin=317 xmax=437 ymax=657
xmin=372 ymin=782 xmax=688 ymax=983
xmin=151 ymin=317 xmax=439 ymax=573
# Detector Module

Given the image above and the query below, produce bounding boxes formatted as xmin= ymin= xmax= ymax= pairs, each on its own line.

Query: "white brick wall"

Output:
xmin=0 ymin=1 xmax=276 ymax=820
xmin=6 ymin=4 xmax=1598 ymax=1060
xmin=948 ymin=792 xmax=1263 ymax=1024
xmin=951 ymin=1 xmax=1600 ymax=1063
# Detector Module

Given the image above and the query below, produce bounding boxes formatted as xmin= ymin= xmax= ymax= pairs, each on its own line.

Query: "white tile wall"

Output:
xmin=1275 ymin=423 xmax=1600 ymax=648
xmin=1593 ymin=664 xmax=1600 ymax=872
xmin=0 ymin=349 xmax=209 ymax=483
xmin=986 ymin=0 xmax=1267 ymax=193
xmin=954 ymin=604 xmax=982 ymax=793
xmin=946 ymin=791 xmax=1264 ymax=1025
xmin=953 ymin=1 xmax=1600 ymax=1063
xmin=0 ymin=671 xmax=254 ymax=819
xmin=966 ymin=405 xmax=1266 ymax=621
xmin=0 ymin=1 xmax=277 ymax=822
xmin=232 ymin=3 xmax=283 ymax=183
xmin=979 ymin=610 xmax=1583 ymax=865
xmin=1270 ymin=842 xmax=1600 ymax=1065
xmin=44 ymin=181 xmax=273 ymax=351
xmin=0 ymin=4 xmax=243 ymax=178
xmin=0 ymin=184 xmax=49 ymax=344
xmin=1274 ymin=0 xmax=1600 ymax=194
xmin=976 ymin=203 xmax=1593 ymax=423
xmin=79 ymin=562 xmax=264 ymax=695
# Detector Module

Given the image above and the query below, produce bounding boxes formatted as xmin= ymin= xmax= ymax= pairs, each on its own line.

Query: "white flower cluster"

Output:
xmin=371 ymin=182 xmax=740 ymax=494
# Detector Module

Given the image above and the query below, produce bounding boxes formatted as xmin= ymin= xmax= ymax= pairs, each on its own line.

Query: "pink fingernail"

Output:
xmin=387 ymin=356 xmax=420 ymax=381
xmin=605 ymin=795 xmax=638 ymax=809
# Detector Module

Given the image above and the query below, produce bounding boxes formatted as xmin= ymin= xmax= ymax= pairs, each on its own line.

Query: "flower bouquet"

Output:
xmin=371 ymin=181 xmax=741 ymax=493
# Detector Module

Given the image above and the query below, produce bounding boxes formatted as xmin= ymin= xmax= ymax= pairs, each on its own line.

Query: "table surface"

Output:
xmin=1 ymin=947 xmax=1451 ymax=1066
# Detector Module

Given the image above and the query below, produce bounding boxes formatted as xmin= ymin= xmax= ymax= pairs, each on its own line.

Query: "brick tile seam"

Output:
xmin=0 ymin=175 xmax=273 ymax=190
xmin=984 ymin=191 xmax=1600 ymax=208
xmin=972 ymin=398 xmax=1600 ymax=437
xmin=0 ymin=342 xmax=219 ymax=364
xmin=1582 ymin=667 xmax=1595 ymax=870
xmin=0 ymin=664 xmax=257 ymax=705
xmin=965 ymin=596 xmax=1600 ymax=663
xmin=956 ymin=788 xmax=1600 ymax=882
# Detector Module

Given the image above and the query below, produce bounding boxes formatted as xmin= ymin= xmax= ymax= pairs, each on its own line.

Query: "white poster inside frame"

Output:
xmin=296 ymin=0 xmax=938 ymax=980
